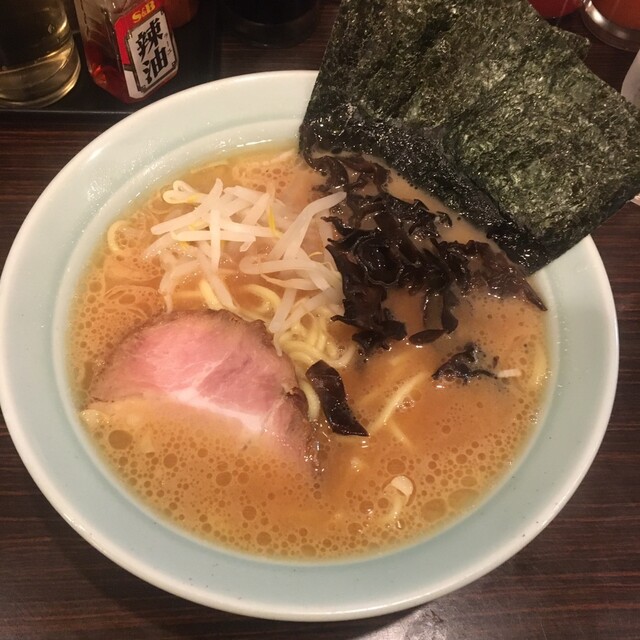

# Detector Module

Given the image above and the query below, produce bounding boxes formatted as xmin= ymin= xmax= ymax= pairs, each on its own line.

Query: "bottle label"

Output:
xmin=114 ymin=0 xmax=178 ymax=100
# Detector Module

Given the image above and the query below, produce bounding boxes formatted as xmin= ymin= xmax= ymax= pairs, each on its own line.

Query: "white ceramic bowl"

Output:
xmin=0 ymin=71 xmax=619 ymax=621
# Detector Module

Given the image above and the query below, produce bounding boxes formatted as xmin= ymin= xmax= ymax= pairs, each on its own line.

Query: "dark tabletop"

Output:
xmin=1 ymin=2 xmax=639 ymax=638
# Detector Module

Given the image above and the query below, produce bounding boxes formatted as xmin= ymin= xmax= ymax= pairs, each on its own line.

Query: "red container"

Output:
xmin=590 ymin=0 xmax=640 ymax=30
xmin=528 ymin=0 xmax=582 ymax=18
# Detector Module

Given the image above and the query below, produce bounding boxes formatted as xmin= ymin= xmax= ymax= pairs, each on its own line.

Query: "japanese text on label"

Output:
xmin=126 ymin=8 xmax=177 ymax=95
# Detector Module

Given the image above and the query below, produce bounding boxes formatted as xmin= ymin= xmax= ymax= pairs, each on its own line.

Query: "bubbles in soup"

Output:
xmin=69 ymin=144 xmax=549 ymax=559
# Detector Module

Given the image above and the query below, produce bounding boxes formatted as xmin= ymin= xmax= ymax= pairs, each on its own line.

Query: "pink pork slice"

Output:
xmin=90 ymin=310 xmax=316 ymax=466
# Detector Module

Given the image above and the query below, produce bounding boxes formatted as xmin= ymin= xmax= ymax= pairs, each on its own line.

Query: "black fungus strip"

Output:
xmin=313 ymin=151 xmax=546 ymax=356
xmin=440 ymin=288 xmax=459 ymax=333
xmin=306 ymin=360 xmax=368 ymax=437
xmin=432 ymin=343 xmax=497 ymax=383
xmin=409 ymin=329 xmax=446 ymax=345
xmin=304 ymin=148 xmax=546 ymax=357
xmin=352 ymin=232 xmax=403 ymax=286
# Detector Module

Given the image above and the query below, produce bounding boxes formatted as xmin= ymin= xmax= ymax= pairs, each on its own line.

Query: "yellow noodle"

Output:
xmin=386 ymin=418 xmax=411 ymax=447
xmin=106 ymin=220 xmax=128 ymax=253
xmin=198 ymin=279 xmax=223 ymax=311
xmin=368 ymin=372 xmax=427 ymax=434
xmin=278 ymin=339 xmax=332 ymax=365
xmin=287 ymin=350 xmax=317 ymax=370
xmin=332 ymin=342 xmax=357 ymax=369
xmin=528 ymin=341 xmax=548 ymax=389
xmin=299 ymin=380 xmax=320 ymax=421
xmin=240 ymin=284 xmax=281 ymax=313
xmin=172 ymin=289 xmax=207 ymax=305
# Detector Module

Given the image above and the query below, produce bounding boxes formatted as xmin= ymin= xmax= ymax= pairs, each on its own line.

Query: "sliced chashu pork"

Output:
xmin=90 ymin=310 xmax=320 ymax=469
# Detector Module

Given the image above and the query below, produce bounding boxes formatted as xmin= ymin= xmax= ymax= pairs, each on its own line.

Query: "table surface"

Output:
xmin=1 ymin=3 xmax=639 ymax=639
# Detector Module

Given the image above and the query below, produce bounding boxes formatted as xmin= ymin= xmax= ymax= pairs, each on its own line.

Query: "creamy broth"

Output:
xmin=69 ymin=145 xmax=549 ymax=559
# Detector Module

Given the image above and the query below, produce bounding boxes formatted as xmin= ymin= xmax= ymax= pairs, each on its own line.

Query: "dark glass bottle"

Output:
xmin=224 ymin=0 xmax=320 ymax=47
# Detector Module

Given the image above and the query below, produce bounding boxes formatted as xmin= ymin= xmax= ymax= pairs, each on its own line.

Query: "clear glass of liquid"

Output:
xmin=0 ymin=0 xmax=81 ymax=108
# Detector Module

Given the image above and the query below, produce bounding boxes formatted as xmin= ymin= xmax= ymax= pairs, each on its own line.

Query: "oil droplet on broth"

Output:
xmin=108 ymin=429 xmax=132 ymax=449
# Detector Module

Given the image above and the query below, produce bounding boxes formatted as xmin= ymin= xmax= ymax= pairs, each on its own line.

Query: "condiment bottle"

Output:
xmin=74 ymin=0 xmax=179 ymax=103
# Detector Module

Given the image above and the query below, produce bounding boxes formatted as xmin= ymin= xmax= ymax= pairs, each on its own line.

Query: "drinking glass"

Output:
xmin=0 ymin=0 xmax=80 ymax=108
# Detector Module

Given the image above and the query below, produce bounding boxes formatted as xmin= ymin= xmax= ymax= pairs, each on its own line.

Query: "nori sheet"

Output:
xmin=301 ymin=0 xmax=640 ymax=272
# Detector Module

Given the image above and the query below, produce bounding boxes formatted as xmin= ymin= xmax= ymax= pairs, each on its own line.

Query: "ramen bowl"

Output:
xmin=0 ymin=71 xmax=618 ymax=621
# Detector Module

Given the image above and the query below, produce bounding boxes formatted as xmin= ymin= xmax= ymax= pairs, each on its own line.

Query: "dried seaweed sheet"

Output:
xmin=302 ymin=0 xmax=640 ymax=272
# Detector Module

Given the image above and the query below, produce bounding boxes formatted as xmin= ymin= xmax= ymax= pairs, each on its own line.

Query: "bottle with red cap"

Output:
xmin=74 ymin=0 xmax=180 ymax=103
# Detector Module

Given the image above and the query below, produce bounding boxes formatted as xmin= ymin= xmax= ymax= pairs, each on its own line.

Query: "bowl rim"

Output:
xmin=0 ymin=70 xmax=619 ymax=621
